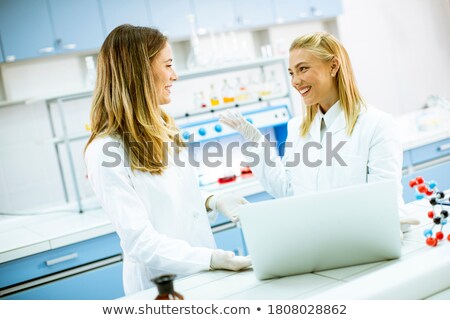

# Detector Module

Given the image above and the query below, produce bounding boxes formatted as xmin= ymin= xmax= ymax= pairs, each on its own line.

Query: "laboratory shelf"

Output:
xmin=177 ymin=56 xmax=288 ymax=80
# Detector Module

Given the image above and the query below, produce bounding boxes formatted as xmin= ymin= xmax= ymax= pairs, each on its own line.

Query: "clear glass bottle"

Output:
xmin=267 ymin=70 xmax=282 ymax=95
xmin=257 ymin=68 xmax=271 ymax=97
xmin=221 ymin=79 xmax=235 ymax=104
xmin=235 ymin=77 xmax=250 ymax=102
xmin=152 ymin=274 xmax=184 ymax=300
xmin=194 ymin=91 xmax=208 ymax=108
xmin=209 ymin=83 xmax=220 ymax=107
xmin=84 ymin=55 xmax=96 ymax=89
xmin=247 ymin=74 xmax=259 ymax=101
xmin=186 ymin=14 xmax=201 ymax=70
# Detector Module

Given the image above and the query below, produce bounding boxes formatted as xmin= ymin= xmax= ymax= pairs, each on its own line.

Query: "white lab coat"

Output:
xmin=249 ymin=102 xmax=405 ymax=215
xmin=85 ymin=136 xmax=216 ymax=295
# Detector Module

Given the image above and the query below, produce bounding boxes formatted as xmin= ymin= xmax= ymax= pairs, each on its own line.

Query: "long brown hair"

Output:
xmin=290 ymin=32 xmax=365 ymax=137
xmin=85 ymin=24 xmax=184 ymax=175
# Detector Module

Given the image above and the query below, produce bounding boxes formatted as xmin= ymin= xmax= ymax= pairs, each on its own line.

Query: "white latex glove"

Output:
xmin=208 ymin=193 xmax=249 ymax=222
xmin=400 ymin=217 xmax=420 ymax=233
xmin=210 ymin=249 xmax=252 ymax=271
xmin=219 ymin=109 xmax=263 ymax=142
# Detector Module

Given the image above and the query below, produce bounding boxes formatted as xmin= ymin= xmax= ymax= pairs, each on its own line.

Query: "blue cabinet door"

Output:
xmin=274 ymin=0 xmax=341 ymax=24
xmin=0 ymin=233 xmax=122 ymax=289
xmin=402 ymin=161 xmax=450 ymax=203
xmin=148 ymin=0 xmax=193 ymax=40
xmin=409 ymin=138 xmax=450 ymax=166
xmin=0 ymin=0 xmax=55 ymax=61
xmin=100 ymin=0 xmax=151 ymax=34
xmin=192 ymin=0 xmax=235 ymax=34
xmin=309 ymin=0 xmax=343 ymax=19
xmin=273 ymin=0 xmax=311 ymax=24
xmin=214 ymin=227 xmax=247 ymax=256
xmin=233 ymin=0 xmax=275 ymax=29
xmin=245 ymin=191 xmax=273 ymax=203
xmin=403 ymin=150 xmax=413 ymax=169
xmin=0 ymin=35 xmax=4 ymax=63
xmin=3 ymin=261 xmax=124 ymax=300
xmin=48 ymin=0 xmax=105 ymax=53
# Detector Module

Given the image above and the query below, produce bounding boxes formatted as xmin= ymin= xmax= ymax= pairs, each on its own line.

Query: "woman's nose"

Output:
xmin=171 ymin=70 xmax=178 ymax=81
xmin=291 ymin=73 xmax=301 ymax=87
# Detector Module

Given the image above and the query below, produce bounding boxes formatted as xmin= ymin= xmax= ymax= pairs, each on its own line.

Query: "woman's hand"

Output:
xmin=219 ymin=109 xmax=263 ymax=142
xmin=210 ymin=249 xmax=251 ymax=271
xmin=207 ymin=193 xmax=249 ymax=222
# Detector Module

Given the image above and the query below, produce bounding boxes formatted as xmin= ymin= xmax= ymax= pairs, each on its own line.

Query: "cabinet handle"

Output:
xmin=437 ymin=143 xmax=450 ymax=152
xmin=62 ymin=43 xmax=77 ymax=50
xmin=38 ymin=47 xmax=55 ymax=54
xmin=5 ymin=55 xmax=16 ymax=62
xmin=45 ymin=253 xmax=78 ymax=266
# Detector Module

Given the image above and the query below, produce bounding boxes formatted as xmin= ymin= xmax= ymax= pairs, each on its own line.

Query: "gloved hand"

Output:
xmin=219 ymin=109 xmax=263 ymax=142
xmin=210 ymin=249 xmax=252 ymax=271
xmin=207 ymin=193 xmax=249 ymax=222
xmin=400 ymin=217 xmax=420 ymax=233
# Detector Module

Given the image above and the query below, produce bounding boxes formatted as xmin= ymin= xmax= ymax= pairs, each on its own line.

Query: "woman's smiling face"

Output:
xmin=289 ymin=48 xmax=339 ymax=111
xmin=152 ymin=42 xmax=177 ymax=105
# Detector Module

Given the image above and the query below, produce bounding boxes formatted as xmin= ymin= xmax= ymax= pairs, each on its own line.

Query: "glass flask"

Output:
xmin=151 ymin=274 xmax=184 ymax=300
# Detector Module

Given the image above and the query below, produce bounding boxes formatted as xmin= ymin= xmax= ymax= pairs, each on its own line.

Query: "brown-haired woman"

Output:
xmin=85 ymin=25 xmax=250 ymax=296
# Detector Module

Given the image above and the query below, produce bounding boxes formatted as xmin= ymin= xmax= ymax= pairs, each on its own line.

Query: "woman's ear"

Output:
xmin=330 ymin=57 xmax=340 ymax=76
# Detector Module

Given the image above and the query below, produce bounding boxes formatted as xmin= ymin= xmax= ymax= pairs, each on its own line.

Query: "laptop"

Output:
xmin=238 ymin=180 xmax=401 ymax=280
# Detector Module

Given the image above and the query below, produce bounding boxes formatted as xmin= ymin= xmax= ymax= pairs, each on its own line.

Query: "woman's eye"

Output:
xmin=299 ymin=67 xmax=308 ymax=72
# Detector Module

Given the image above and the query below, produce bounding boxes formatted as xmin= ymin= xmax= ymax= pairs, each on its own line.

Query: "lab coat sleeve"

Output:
xmin=85 ymin=140 xmax=213 ymax=276
xmin=366 ymin=113 xmax=407 ymax=223
xmin=243 ymin=117 xmax=300 ymax=198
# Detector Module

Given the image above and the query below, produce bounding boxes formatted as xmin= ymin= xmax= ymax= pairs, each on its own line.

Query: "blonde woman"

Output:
xmin=220 ymin=32 xmax=418 ymax=233
xmin=85 ymin=25 xmax=250 ymax=296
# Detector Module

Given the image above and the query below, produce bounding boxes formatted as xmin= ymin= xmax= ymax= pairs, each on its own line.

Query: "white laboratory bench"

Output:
xmin=121 ymin=201 xmax=450 ymax=300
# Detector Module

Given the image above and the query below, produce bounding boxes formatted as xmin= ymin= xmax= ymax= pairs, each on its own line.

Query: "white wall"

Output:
xmin=337 ymin=0 xmax=450 ymax=115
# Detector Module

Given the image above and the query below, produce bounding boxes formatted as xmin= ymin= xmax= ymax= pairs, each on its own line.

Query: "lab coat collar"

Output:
xmin=310 ymin=101 xmax=346 ymax=141
xmin=321 ymin=101 xmax=342 ymax=131
xmin=325 ymin=101 xmax=347 ymax=134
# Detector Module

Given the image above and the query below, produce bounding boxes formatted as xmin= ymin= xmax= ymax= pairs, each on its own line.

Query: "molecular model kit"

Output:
xmin=409 ymin=176 xmax=450 ymax=246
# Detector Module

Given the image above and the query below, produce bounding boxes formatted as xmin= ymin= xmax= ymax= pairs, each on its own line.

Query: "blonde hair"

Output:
xmin=85 ymin=24 xmax=184 ymax=175
xmin=290 ymin=32 xmax=364 ymax=137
